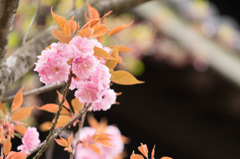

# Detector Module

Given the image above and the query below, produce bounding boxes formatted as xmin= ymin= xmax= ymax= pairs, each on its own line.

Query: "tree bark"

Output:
xmin=0 ymin=0 xmax=151 ymax=96
xmin=0 ymin=0 xmax=20 ymax=63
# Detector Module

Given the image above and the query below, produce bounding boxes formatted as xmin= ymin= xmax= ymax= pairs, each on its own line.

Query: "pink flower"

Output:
xmin=17 ymin=127 xmax=41 ymax=154
xmin=72 ymin=56 xmax=99 ymax=79
xmin=70 ymin=36 xmax=95 ymax=58
xmin=74 ymin=81 xmax=102 ymax=103
xmin=90 ymin=89 xmax=116 ymax=111
xmin=90 ymin=39 xmax=103 ymax=48
xmin=50 ymin=42 xmax=73 ymax=60
xmin=35 ymin=49 xmax=70 ymax=84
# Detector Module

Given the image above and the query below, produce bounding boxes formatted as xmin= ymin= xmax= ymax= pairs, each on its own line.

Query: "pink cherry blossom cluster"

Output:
xmin=17 ymin=127 xmax=41 ymax=154
xmin=34 ymin=36 xmax=116 ymax=111
xmin=74 ymin=126 xmax=124 ymax=159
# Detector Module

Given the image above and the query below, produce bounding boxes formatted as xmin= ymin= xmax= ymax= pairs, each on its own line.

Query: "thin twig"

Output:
xmin=29 ymin=104 xmax=91 ymax=156
xmin=22 ymin=0 xmax=41 ymax=45
xmin=32 ymin=73 xmax=73 ymax=159
xmin=0 ymin=82 xmax=65 ymax=103
xmin=70 ymin=106 xmax=87 ymax=159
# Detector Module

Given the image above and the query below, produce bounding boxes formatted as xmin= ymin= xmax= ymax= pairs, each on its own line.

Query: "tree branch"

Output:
xmin=0 ymin=0 xmax=20 ymax=63
xmin=0 ymin=82 xmax=64 ymax=103
xmin=29 ymin=104 xmax=91 ymax=155
xmin=0 ymin=0 xmax=151 ymax=96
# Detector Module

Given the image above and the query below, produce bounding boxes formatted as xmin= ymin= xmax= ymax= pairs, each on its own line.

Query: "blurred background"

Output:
xmin=4 ymin=0 xmax=240 ymax=158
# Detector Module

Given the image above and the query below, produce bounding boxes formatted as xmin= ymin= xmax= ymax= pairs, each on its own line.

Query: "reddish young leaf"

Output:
xmin=68 ymin=132 xmax=73 ymax=146
xmin=81 ymin=19 xmax=101 ymax=30
xmin=5 ymin=151 xmax=28 ymax=159
xmin=84 ymin=11 xmax=91 ymax=22
xmin=89 ymin=144 xmax=101 ymax=156
xmin=109 ymin=45 xmax=133 ymax=52
xmin=130 ymin=151 xmax=144 ymax=159
xmin=86 ymin=0 xmax=100 ymax=19
xmin=39 ymin=121 xmax=52 ymax=131
xmin=52 ymin=28 xmax=72 ymax=43
xmin=87 ymin=114 xmax=99 ymax=129
xmin=57 ymin=91 xmax=71 ymax=110
xmin=55 ymin=115 xmax=71 ymax=128
xmin=0 ymin=102 xmax=6 ymax=115
xmin=14 ymin=124 xmax=27 ymax=135
xmin=11 ymin=86 xmax=24 ymax=112
xmin=138 ymin=143 xmax=148 ymax=158
xmin=91 ymin=24 xmax=109 ymax=37
xmin=71 ymin=98 xmax=83 ymax=113
xmin=93 ymin=133 xmax=112 ymax=147
xmin=37 ymin=104 xmax=69 ymax=115
xmin=68 ymin=16 xmax=77 ymax=34
xmin=106 ymin=47 xmax=119 ymax=69
xmin=151 ymin=145 xmax=156 ymax=159
xmin=107 ymin=21 xmax=134 ymax=36
xmin=78 ymin=27 xmax=94 ymax=38
xmin=94 ymin=47 xmax=113 ymax=59
xmin=55 ymin=136 xmax=69 ymax=147
xmin=3 ymin=136 xmax=12 ymax=156
xmin=110 ymin=70 xmax=144 ymax=85
xmin=51 ymin=8 xmax=71 ymax=37
xmin=11 ymin=106 xmax=34 ymax=121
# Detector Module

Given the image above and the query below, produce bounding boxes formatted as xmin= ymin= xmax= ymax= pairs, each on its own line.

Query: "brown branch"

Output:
xmin=0 ymin=0 xmax=20 ymax=63
xmin=0 ymin=0 xmax=151 ymax=96
xmin=29 ymin=104 xmax=91 ymax=156
xmin=0 ymin=82 xmax=64 ymax=103
xmin=33 ymin=73 xmax=72 ymax=159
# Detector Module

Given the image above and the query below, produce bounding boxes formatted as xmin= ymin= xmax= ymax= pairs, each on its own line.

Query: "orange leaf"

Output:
xmin=84 ymin=12 xmax=91 ymax=22
xmin=11 ymin=106 xmax=34 ymax=121
xmin=151 ymin=145 xmax=156 ymax=159
xmin=138 ymin=143 xmax=148 ymax=158
xmin=91 ymin=25 xmax=109 ymax=37
xmin=6 ymin=151 xmax=28 ymax=159
xmin=51 ymin=8 xmax=71 ymax=37
xmin=14 ymin=124 xmax=26 ymax=135
xmin=11 ymin=86 xmax=24 ymax=112
xmin=161 ymin=157 xmax=173 ymax=159
xmin=87 ymin=114 xmax=99 ymax=129
xmin=107 ymin=21 xmax=134 ymax=36
xmin=78 ymin=27 xmax=94 ymax=38
xmin=56 ymin=115 xmax=71 ymax=128
xmin=86 ymin=0 xmax=100 ymax=19
xmin=106 ymin=47 xmax=119 ymax=69
xmin=94 ymin=47 xmax=113 ymax=59
xmin=89 ymin=144 xmax=101 ymax=156
xmin=0 ymin=102 xmax=6 ymax=115
xmin=37 ymin=104 xmax=69 ymax=115
xmin=109 ymin=45 xmax=133 ymax=52
xmin=57 ymin=91 xmax=71 ymax=110
xmin=39 ymin=121 xmax=52 ymax=131
xmin=3 ymin=136 xmax=12 ymax=156
xmin=130 ymin=151 xmax=144 ymax=159
xmin=71 ymin=98 xmax=83 ymax=113
xmin=68 ymin=132 xmax=73 ymax=146
xmin=54 ymin=136 xmax=68 ymax=147
xmin=52 ymin=28 xmax=72 ymax=43
xmin=68 ymin=16 xmax=77 ymax=34
xmin=110 ymin=70 xmax=144 ymax=85
xmin=93 ymin=134 xmax=112 ymax=147
xmin=81 ymin=19 xmax=101 ymax=30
